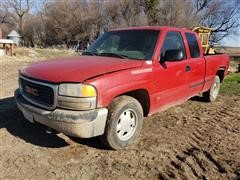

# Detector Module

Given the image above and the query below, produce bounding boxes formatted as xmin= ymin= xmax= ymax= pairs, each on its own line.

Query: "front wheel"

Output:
xmin=101 ymin=96 xmax=143 ymax=150
xmin=203 ymin=75 xmax=221 ymax=102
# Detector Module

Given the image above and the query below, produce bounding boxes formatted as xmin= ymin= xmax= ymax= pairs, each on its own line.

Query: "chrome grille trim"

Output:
xmin=19 ymin=75 xmax=58 ymax=110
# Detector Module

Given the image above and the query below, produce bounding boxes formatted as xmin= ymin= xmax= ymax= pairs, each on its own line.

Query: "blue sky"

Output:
xmin=220 ymin=28 xmax=240 ymax=47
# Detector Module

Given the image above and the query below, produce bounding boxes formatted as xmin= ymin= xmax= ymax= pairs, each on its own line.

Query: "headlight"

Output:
xmin=58 ymin=83 xmax=96 ymax=97
xmin=58 ymin=83 xmax=97 ymax=110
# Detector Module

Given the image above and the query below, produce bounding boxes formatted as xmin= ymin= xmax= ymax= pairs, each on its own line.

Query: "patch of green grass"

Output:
xmin=220 ymin=73 xmax=240 ymax=96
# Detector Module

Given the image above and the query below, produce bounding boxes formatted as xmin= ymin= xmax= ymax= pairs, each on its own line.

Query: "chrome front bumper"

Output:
xmin=14 ymin=89 xmax=108 ymax=138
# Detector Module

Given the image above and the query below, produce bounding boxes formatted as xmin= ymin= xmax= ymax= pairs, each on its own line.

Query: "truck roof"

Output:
xmin=111 ymin=26 xmax=193 ymax=33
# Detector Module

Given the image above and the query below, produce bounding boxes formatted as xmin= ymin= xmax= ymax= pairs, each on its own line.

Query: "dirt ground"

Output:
xmin=0 ymin=51 xmax=240 ymax=180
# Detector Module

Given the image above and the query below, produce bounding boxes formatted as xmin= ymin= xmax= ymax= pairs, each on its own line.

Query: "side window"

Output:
xmin=160 ymin=32 xmax=186 ymax=60
xmin=185 ymin=33 xmax=200 ymax=58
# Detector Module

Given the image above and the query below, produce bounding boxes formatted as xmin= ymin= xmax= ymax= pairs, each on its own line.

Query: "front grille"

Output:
xmin=20 ymin=77 xmax=55 ymax=109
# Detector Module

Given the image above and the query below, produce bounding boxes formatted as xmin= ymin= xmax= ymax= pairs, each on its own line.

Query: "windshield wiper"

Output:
xmin=99 ymin=52 xmax=129 ymax=59
xmin=82 ymin=51 xmax=98 ymax=56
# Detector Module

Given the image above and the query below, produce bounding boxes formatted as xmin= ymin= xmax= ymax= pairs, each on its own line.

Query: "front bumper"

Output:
xmin=14 ymin=89 xmax=108 ymax=138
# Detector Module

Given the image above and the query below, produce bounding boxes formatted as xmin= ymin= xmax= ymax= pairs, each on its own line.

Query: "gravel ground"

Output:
xmin=0 ymin=95 xmax=239 ymax=180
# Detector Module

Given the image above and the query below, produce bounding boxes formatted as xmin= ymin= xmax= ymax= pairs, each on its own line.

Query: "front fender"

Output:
xmin=86 ymin=68 xmax=154 ymax=108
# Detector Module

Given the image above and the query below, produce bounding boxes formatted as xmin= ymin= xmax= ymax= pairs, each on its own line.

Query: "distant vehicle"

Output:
xmin=15 ymin=26 xmax=230 ymax=149
xmin=75 ymin=41 xmax=88 ymax=52
xmin=69 ymin=40 xmax=88 ymax=52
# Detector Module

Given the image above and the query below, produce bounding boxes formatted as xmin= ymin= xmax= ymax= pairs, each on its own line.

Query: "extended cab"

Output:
xmin=15 ymin=26 xmax=230 ymax=149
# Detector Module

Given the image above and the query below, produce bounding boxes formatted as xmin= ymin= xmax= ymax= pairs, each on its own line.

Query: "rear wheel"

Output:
xmin=203 ymin=75 xmax=221 ymax=102
xmin=101 ymin=96 xmax=143 ymax=150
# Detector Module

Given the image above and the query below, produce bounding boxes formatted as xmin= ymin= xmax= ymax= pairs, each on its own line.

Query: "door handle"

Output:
xmin=185 ymin=66 xmax=191 ymax=72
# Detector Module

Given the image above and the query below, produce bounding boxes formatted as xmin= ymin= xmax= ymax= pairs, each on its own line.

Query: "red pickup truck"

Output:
xmin=15 ymin=26 xmax=230 ymax=149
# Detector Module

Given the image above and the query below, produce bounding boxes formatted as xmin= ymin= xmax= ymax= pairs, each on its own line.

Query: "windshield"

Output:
xmin=84 ymin=30 xmax=159 ymax=60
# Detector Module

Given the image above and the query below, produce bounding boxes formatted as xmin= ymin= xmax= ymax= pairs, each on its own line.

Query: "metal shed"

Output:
xmin=7 ymin=30 xmax=21 ymax=46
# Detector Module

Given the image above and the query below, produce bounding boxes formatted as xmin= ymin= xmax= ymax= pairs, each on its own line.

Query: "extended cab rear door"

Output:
xmin=184 ymin=32 xmax=205 ymax=97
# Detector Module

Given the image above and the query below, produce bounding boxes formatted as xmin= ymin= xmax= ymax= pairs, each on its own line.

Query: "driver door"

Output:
xmin=154 ymin=31 xmax=190 ymax=110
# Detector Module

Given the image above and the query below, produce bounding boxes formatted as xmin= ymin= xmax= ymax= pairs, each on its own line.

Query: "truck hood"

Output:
xmin=21 ymin=56 xmax=144 ymax=83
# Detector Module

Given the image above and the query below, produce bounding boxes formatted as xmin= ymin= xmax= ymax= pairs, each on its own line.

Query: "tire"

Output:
xmin=101 ymin=96 xmax=144 ymax=150
xmin=203 ymin=75 xmax=221 ymax=102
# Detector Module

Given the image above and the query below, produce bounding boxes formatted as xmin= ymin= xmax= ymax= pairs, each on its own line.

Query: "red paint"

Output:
xmin=21 ymin=56 xmax=143 ymax=83
xmin=20 ymin=26 xmax=230 ymax=116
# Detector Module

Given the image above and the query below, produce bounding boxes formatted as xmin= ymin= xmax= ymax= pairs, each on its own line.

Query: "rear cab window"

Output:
xmin=185 ymin=33 xmax=200 ymax=58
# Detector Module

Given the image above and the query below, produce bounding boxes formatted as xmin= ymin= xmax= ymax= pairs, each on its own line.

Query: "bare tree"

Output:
xmin=0 ymin=10 xmax=8 ymax=24
xmin=0 ymin=3 xmax=15 ymax=37
xmin=40 ymin=0 xmax=103 ymax=46
xmin=3 ymin=0 xmax=238 ymax=47
xmin=197 ymin=0 xmax=240 ymax=43
xmin=119 ymin=0 xmax=147 ymax=27
xmin=143 ymin=0 xmax=239 ymax=43
xmin=143 ymin=0 xmax=201 ymax=27
xmin=5 ymin=0 xmax=32 ymax=36
xmin=104 ymin=0 xmax=147 ymax=29
xmin=144 ymin=0 xmax=160 ymax=25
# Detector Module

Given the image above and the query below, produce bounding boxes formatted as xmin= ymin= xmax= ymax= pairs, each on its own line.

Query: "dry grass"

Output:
xmin=7 ymin=47 xmax=78 ymax=61
xmin=215 ymin=47 xmax=240 ymax=56
xmin=0 ymin=48 xmax=78 ymax=98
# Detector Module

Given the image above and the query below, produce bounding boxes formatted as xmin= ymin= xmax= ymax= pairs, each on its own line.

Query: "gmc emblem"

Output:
xmin=25 ymin=85 xmax=39 ymax=96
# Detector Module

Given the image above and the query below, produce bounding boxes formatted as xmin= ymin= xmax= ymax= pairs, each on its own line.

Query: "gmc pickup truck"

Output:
xmin=15 ymin=26 xmax=230 ymax=149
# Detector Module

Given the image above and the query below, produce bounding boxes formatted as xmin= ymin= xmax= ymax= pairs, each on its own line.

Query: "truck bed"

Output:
xmin=202 ymin=53 xmax=230 ymax=92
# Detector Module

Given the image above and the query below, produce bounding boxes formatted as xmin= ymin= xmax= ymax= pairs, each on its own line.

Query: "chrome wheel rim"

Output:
xmin=116 ymin=109 xmax=137 ymax=141
xmin=212 ymin=81 xmax=220 ymax=99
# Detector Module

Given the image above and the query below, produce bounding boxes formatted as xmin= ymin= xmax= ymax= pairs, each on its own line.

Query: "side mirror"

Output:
xmin=161 ymin=49 xmax=184 ymax=62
